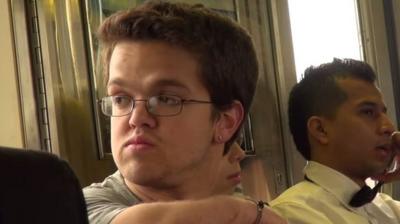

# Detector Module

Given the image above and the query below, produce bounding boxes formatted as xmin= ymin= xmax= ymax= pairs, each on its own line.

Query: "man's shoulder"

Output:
xmin=270 ymin=181 xmax=339 ymax=224
xmin=84 ymin=171 xmax=123 ymax=194
xmin=271 ymin=181 xmax=322 ymax=206
xmin=375 ymin=192 xmax=400 ymax=207
xmin=83 ymin=171 xmax=141 ymax=205
xmin=83 ymin=171 xmax=142 ymax=224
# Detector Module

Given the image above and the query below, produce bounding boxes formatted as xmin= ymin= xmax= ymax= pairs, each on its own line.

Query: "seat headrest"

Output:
xmin=0 ymin=146 xmax=89 ymax=224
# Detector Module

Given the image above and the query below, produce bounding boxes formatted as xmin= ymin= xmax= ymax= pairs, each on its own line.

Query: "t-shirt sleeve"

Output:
xmin=83 ymin=186 xmax=129 ymax=224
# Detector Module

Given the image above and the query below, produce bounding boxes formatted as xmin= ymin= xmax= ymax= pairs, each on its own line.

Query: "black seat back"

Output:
xmin=0 ymin=146 xmax=89 ymax=224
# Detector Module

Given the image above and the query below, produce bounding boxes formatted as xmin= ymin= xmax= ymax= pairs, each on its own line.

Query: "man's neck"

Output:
xmin=311 ymin=159 xmax=367 ymax=186
xmin=125 ymin=180 xmax=215 ymax=202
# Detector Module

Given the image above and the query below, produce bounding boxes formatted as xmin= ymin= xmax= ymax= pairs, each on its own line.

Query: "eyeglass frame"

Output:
xmin=99 ymin=94 xmax=214 ymax=117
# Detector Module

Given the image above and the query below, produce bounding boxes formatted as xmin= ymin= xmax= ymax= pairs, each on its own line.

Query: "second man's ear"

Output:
xmin=307 ymin=116 xmax=329 ymax=145
xmin=213 ymin=100 xmax=244 ymax=143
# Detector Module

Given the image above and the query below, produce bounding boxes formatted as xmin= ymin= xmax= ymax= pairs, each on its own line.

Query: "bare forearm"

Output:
xmin=111 ymin=196 xmax=286 ymax=224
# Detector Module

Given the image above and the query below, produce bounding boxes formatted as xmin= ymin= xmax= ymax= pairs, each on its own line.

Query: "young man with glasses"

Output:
xmin=83 ymin=1 xmax=286 ymax=224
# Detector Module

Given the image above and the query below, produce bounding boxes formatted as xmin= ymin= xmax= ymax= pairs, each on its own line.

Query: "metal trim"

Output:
xmin=10 ymin=0 xmax=42 ymax=150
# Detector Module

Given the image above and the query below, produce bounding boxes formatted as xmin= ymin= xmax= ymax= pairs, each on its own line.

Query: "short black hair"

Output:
xmin=288 ymin=58 xmax=376 ymax=160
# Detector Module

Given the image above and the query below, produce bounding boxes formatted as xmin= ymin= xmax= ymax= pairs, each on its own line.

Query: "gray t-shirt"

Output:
xmin=83 ymin=171 xmax=142 ymax=224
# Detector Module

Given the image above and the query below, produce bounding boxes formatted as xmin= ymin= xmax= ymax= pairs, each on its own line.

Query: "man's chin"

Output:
xmin=369 ymin=167 xmax=391 ymax=181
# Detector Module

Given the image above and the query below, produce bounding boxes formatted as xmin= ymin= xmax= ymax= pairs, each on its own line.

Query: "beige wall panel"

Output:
xmin=0 ymin=0 xmax=23 ymax=148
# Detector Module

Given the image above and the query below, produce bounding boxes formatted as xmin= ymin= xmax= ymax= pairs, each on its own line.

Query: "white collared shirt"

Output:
xmin=270 ymin=161 xmax=400 ymax=224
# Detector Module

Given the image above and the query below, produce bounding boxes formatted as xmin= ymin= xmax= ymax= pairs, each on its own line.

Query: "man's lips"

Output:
xmin=124 ymin=136 xmax=154 ymax=151
xmin=376 ymin=143 xmax=393 ymax=158
xmin=227 ymin=172 xmax=241 ymax=183
xmin=376 ymin=145 xmax=389 ymax=151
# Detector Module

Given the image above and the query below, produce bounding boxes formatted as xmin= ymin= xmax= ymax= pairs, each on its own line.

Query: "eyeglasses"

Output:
xmin=99 ymin=95 xmax=213 ymax=117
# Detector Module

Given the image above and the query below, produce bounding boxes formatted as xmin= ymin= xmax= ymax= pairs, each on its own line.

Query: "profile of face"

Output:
xmin=107 ymin=40 xmax=230 ymax=192
xmin=321 ymin=78 xmax=395 ymax=183
xmin=213 ymin=142 xmax=246 ymax=195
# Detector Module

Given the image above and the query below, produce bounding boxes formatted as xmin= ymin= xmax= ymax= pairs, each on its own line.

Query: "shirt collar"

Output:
xmin=304 ymin=161 xmax=362 ymax=208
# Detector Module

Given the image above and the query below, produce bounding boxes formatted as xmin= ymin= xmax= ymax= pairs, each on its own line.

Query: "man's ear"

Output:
xmin=214 ymin=100 xmax=244 ymax=143
xmin=307 ymin=116 xmax=329 ymax=145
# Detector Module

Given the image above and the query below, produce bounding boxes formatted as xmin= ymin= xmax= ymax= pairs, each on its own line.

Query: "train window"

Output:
xmin=287 ymin=0 xmax=363 ymax=81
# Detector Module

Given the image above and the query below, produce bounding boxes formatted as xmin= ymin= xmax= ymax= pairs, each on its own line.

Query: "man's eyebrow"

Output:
xmin=107 ymin=77 xmax=191 ymax=93
xmin=107 ymin=78 xmax=126 ymax=88
xmin=151 ymin=79 xmax=190 ymax=91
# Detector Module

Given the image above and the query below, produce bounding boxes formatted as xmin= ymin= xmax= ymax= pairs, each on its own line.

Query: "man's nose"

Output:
xmin=236 ymin=147 xmax=246 ymax=162
xmin=128 ymin=100 xmax=156 ymax=128
xmin=380 ymin=114 xmax=395 ymax=136
xmin=229 ymin=143 xmax=246 ymax=163
xmin=391 ymin=132 xmax=400 ymax=150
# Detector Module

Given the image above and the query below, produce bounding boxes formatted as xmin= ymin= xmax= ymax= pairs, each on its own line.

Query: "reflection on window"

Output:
xmin=288 ymin=0 xmax=363 ymax=81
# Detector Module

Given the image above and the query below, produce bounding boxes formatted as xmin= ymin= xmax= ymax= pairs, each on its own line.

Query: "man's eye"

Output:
xmin=361 ymin=109 xmax=375 ymax=117
xmin=112 ymin=96 xmax=130 ymax=106
xmin=156 ymin=95 xmax=180 ymax=105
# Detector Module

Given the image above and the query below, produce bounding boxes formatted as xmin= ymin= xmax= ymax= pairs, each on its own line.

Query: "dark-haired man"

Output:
xmin=271 ymin=58 xmax=400 ymax=223
xmin=83 ymin=1 xmax=286 ymax=224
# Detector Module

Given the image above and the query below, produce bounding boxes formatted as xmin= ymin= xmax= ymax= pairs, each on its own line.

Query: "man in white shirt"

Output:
xmin=271 ymin=58 xmax=400 ymax=223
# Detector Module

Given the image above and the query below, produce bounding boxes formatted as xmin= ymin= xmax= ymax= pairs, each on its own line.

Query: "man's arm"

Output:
xmin=111 ymin=196 xmax=286 ymax=224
